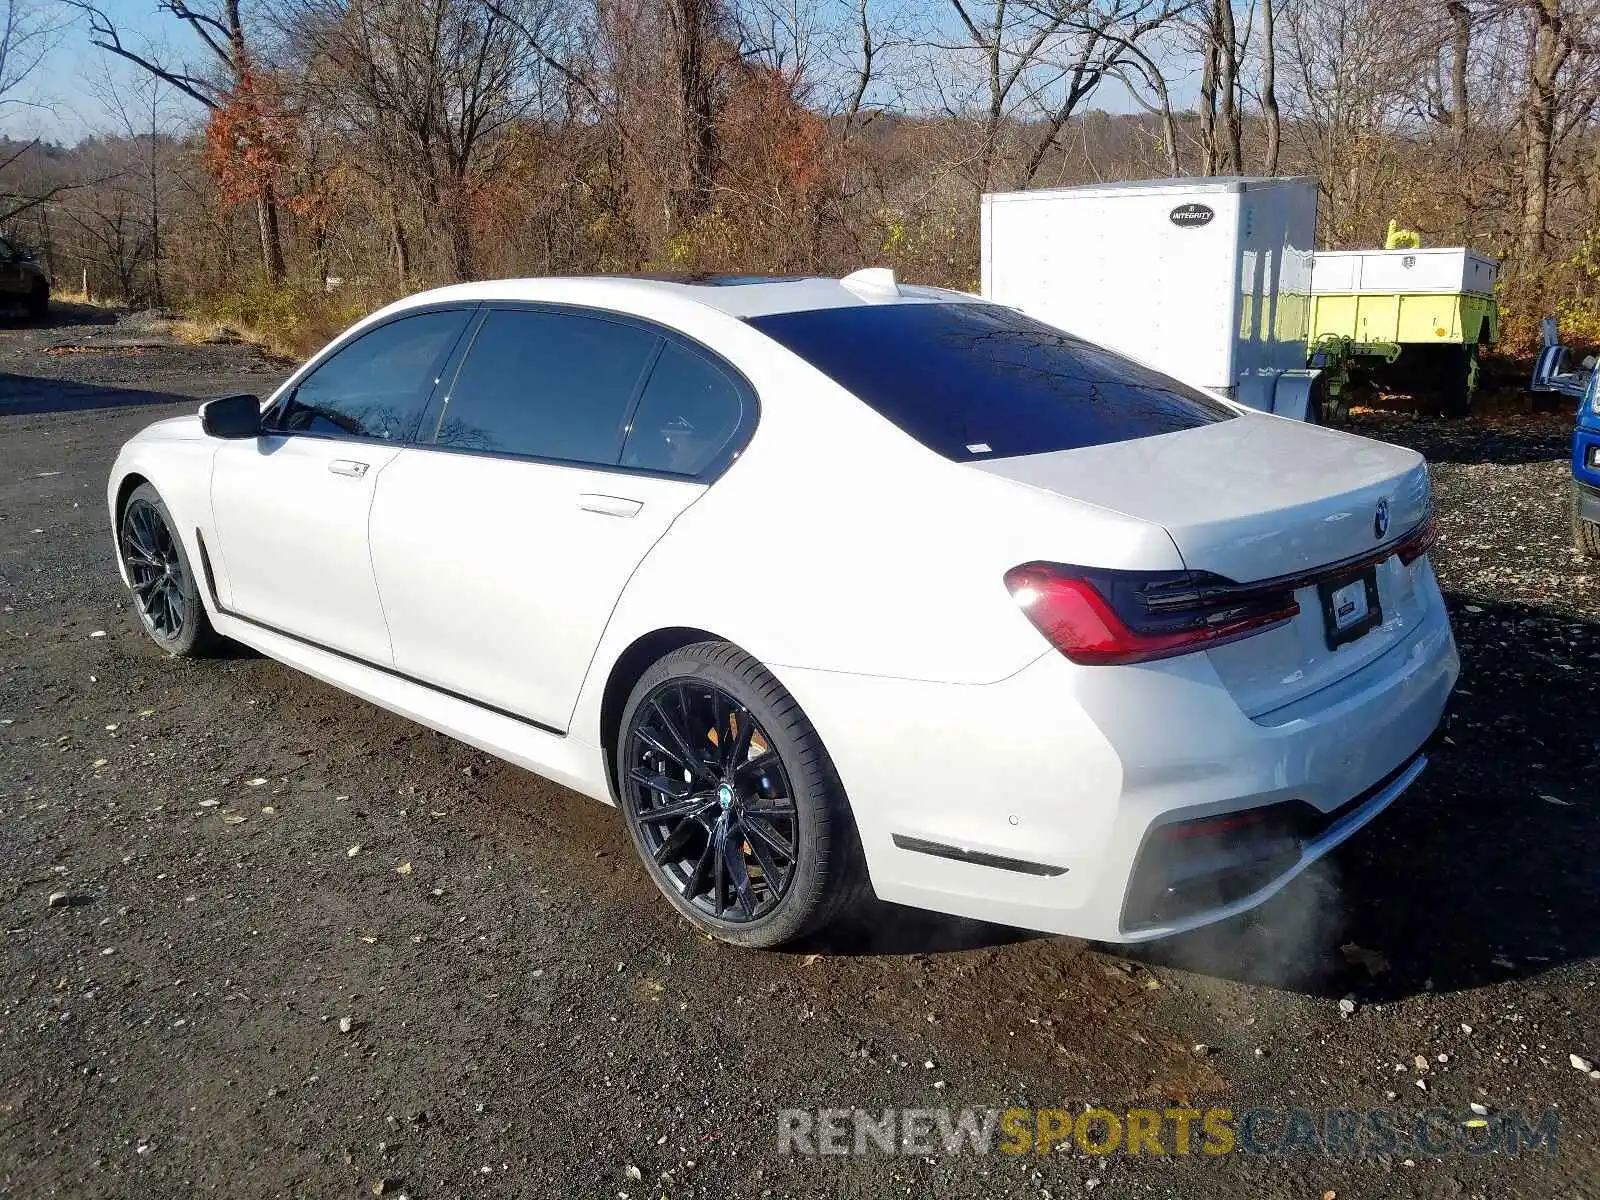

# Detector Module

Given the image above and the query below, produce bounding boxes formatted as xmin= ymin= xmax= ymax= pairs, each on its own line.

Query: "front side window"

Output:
xmin=434 ymin=309 xmax=661 ymax=465
xmin=749 ymin=302 xmax=1236 ymax=461
xmin=621 ymin=342 xmax=745 ymax=476
xmin=272 ymin=309 xmax=472 ymax=441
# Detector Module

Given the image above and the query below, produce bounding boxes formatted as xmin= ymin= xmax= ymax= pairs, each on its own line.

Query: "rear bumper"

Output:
xmin=778 ymin=568 xmax=1458 ymax=943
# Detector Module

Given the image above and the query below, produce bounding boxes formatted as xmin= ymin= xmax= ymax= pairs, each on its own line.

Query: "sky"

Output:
xmin=4 ymin=1 xmax=197 ymax=143
xmin=4 ymin=0 xmax=1202 ymax=147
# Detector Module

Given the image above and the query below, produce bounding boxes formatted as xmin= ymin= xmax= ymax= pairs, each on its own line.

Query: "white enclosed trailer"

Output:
xmin=981 ymin=176 xmax=1321 ymax=420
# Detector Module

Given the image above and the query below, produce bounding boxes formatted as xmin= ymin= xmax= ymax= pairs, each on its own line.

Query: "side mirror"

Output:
xmin=200 ymin=393 xmax=262 ymax=439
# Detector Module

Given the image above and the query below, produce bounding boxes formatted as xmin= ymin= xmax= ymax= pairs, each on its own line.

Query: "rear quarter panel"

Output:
xmin=568 ymin=308 xmax=1188 ymax=742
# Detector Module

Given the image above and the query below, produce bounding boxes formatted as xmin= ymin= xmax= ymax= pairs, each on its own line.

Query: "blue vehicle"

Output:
xmin=1531 ymin=317 xmax=1600 ymax=556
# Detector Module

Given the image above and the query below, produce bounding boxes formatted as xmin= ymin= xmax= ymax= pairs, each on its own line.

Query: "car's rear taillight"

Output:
xmin=1003 ymin=562 xmax=1299 ymax=666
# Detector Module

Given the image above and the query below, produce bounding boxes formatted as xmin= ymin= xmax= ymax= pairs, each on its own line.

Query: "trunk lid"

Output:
xmin=973 ymin=415 xmax=1435 ymax=716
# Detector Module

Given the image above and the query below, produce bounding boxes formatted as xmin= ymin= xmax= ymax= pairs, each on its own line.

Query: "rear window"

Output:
xmin=748 ymin=302 xmax=1235 ymax=460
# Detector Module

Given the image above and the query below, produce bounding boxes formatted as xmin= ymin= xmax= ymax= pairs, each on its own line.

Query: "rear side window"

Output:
xmin=275 ymin=309 xmax=471 ymax=441
xmin=434 ymin=309 xmax=660 ymax=465
xmin=748 ymin=302 xmax=1235 ymax=460
xmin=621 ymin=342 xmax=745 ymax=476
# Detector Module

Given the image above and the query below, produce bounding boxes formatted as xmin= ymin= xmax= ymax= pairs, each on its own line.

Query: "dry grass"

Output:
xmin=158 ymin=312 xmax=303 ymax=361
xmin=183 ymin=283 xmax=397 ymax=361
xmin=50 ymin=284 xmax=353 ymax=362
xmin=36 ymin=289 xmax=290 ymax=359
xmin=165 ymin=317 xmax=255 ymax=349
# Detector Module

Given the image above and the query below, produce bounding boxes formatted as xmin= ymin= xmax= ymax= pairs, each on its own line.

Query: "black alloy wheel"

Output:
xmin=119 ymin=483 xmax=221 ymax=657
xmin=626 ymin=678 xmax=799 ymax=922
xmin=617 ymin=641 xmax=866 ymax=947
xmin=122 ymin=497 xmax=189 ymax=641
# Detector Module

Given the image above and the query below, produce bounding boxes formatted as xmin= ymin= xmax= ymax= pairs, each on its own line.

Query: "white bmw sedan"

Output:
xmin=108 ymin=271 xmax=1458 ymax=947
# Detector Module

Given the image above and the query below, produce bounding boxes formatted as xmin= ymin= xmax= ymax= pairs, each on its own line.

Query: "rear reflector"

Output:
xmin=1157 ymin=809 xmax=1273 ymax=839
xmin=1396 ymin=515 xmax=1437 ymax=565
xmin=1004 ymin=563 xmax=1299 ymax=666
xmin=1123 ymin=802 xmax=1305 ymax=931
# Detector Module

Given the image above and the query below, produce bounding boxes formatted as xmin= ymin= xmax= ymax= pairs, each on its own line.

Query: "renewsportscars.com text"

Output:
xmin=777 ymin=1106 xmax=1560 ymax=1158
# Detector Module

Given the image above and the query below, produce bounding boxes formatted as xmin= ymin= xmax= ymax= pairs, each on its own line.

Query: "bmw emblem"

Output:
xmin=1374 ymin=500 xmax=1391 ymax=539
xmin=717 ymin=783 xmax=735 ymax=810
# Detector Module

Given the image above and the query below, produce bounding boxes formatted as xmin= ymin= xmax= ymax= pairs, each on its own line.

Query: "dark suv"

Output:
xmin=0 ymin=235 xmax=49 ymax=319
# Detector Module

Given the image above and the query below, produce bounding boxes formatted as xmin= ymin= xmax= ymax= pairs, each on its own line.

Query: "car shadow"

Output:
xmin=0 ymin=374 xmax=194 ymax=417
xmin=1116 ymin=592 xmax=1598 ymax=1000
xmin=789 ymin=899 xmax=1048 ymax=957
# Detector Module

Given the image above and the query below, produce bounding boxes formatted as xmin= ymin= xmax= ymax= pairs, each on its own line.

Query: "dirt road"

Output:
xmin=2 ymin=308 xmax=1597 ymax=1198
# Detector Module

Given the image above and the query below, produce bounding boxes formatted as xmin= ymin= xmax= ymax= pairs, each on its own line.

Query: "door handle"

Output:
xmin=328 ymin=459 xmax=369 ymax=478
xmin=578 ymin=493 xmax=643 ymax=518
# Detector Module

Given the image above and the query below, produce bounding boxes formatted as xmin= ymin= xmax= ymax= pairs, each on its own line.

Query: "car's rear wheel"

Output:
xmin=616 ymin=641 xmax=866 ymax=948
xmin=119 ymin=483 xmax=222 ymax=657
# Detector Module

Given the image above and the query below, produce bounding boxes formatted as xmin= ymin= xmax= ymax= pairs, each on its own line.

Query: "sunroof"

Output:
xmin=625 ymin=273 xmax=810 ymax=286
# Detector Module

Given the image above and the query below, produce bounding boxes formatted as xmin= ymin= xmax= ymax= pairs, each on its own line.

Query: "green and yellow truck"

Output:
xmin=1309 ymin=225 xmax=1498 ymax=416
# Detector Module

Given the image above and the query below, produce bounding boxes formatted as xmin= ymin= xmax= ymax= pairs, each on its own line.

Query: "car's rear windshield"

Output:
xmin=748 ymin=301 xmax=1235 ymax=461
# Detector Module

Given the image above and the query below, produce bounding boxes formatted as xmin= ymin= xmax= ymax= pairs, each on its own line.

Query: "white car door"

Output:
xmin=368 ymin=306 xmax=753 ymax=733
xmin=209 ymin=308 xmax=475 ymax=663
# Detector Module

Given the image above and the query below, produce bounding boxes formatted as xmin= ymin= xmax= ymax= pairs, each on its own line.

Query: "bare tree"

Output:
xmin=1100 ymin=32 xmax=1183 ymax=174
xmin=930 ymin=0 xmax=1183 ymax=193
xmin=734 ymin=0 xmax=908 ymax=137
xmin=1192 ymin=0 xmax=1262 ymax=174
xmin=1441 ymin=0 xmax=1472 ymax=142
xmin=88 ymin=67 xmax=186 ymax=305
xmin=73 ymin=0 xmax=288 ymax=280
xmin=665 ymin=0 xmax=727 ymax=230
xmin=0 ymin=0 xmax=75 ymax=226
xmin=284 ymin=0 xmax=547 ymax=282
xmin=1280 ymin=0 xmax=1420 ymax=240
xmin=1514 ymin=0 xmax=1600 ymax=261
xmin=1260 ymin=0 xmax=1279 ymax=172
xmin=7 ymin=0 xmax=1586 ymax=355
xmin=0 ymin=0 xmax=56 ymax=103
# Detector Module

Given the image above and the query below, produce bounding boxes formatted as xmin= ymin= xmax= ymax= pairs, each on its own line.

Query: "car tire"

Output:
xmin=25 ymin=279 xmax=47 ymax=321
xmin=1574 ymin=482 xmax=1600 ymax=558
xmin=616 ymin=640 xmax=868 ymax=948
xmin=119 ymin=483 xmax=224 ymax=657
xmin=1441 ymin=343 xmax=1476 ymax=418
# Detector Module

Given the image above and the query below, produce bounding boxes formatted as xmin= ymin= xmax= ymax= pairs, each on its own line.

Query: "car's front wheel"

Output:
xmin=616 ymin=641 xmax=866 ymax=948
xmin=1575 ymin=481 xmax=1600 ymax=558
xmin=119 ymin=483 xmax=223 ymax=657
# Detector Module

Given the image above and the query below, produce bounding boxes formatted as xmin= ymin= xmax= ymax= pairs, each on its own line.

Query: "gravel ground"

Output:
xmin=1 ymin=308 xmax=1597 ymax=1199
